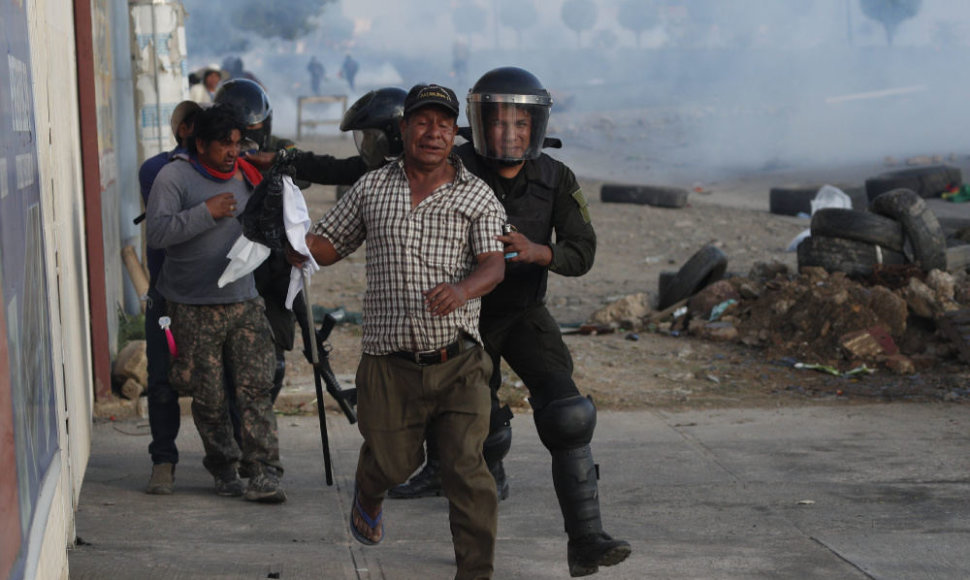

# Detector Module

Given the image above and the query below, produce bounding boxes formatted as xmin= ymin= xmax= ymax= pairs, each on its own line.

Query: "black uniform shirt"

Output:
xmin=457 ymin=143 xmax=596 ymax=313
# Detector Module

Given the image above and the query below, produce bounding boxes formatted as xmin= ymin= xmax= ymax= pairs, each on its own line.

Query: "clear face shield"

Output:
xmin=354 ymin=128 xmax=392 ymax=169
xmin=467 ymin=94 xmax=551 ymax=162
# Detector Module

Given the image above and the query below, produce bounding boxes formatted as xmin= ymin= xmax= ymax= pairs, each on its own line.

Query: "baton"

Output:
xmin=303 ymin=269 xmax=335 ymax=486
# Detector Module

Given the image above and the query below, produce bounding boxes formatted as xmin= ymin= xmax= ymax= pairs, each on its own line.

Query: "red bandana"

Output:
xmin=192 ymin=157 xmax=263 ymax=187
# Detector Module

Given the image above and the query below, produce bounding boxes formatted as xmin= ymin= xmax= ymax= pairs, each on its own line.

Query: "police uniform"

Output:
xmin=458 ymin=142 xmax=594 ymax=401
xmin=254 ymin=137 xmax=368 ymax=399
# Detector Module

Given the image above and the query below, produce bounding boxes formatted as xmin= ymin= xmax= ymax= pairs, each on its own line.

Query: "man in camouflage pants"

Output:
xmin=145 ymin=104 xmax=285 ymax=503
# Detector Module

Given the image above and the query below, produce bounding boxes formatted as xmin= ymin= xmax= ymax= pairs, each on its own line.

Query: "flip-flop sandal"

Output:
xmin=350 ymin=486 xmax=383 ymax=546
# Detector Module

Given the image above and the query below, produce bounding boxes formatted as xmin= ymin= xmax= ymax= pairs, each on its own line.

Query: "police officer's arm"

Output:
xmin=243 ymin=149 xmax=368 ymax=186
xmin=423 ymin=251 xmax=505 ymax=317
xmin=291 ymin=151 xmax=368 ymax=185
xmin=547 ymin=166 xmax=596 ymax=276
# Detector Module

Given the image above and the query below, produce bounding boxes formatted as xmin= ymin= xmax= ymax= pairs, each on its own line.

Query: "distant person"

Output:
xmin=221 ymin=55 xmax=262 ymax=86
xmin=145 ymin=103 xmax=286 ymax=503
xmin=288 ymin=83 xmax=507 ymax=578
xmin=189 ymin=66 xmax=224 ymax=104
xmin=307 ymin=56 xmax=326 ymax=95
xmin=339 ymin=53 xmax=359 ymax=91
xmin=140 ymin=100 xmax=205 ymax=495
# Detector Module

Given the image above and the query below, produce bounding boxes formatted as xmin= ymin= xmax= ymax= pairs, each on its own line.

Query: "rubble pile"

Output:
xmin=593 ymin=262 xmax=970 ymax=375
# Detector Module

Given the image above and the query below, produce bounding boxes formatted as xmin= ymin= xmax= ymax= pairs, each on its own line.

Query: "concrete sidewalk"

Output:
xmin=68 ymin=403 xmax=970 ymax=579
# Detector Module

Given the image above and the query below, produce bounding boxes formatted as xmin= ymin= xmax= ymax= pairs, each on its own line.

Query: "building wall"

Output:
xmin=0 ymin=0 xmax=131 ymax=576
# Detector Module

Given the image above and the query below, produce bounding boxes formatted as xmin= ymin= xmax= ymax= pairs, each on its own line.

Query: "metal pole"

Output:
xmin=303 ymin=268 xmax=334 ymax=485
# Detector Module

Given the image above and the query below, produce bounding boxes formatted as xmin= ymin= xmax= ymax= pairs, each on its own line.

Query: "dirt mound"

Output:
xmin=640 ymin=263 xmax=967 ymax=375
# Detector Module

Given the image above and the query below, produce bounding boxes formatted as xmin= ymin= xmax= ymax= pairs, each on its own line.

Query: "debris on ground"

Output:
xmin=590 ymin=261 xmax=970 ymax=376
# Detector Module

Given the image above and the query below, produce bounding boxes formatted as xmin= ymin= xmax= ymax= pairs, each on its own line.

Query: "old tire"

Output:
xmin=810 ymin=208 xmax=905 ymax=252
xmin=797 ymin=235 xmax=905 ymax=277
xmin=601 ymin=184 xmax=689 ymax=208
xmin=869 ymin=188 xmax=947 ymax=271
xmin=658 ymin=245 xmax=728 ymax=310
xmin=768 ymin=184 xmax=867 ymax=216
xmin=865 ymin=164 xmax=962 ymax=201
xmin=657 ymin=271 xmax=678 ymax=300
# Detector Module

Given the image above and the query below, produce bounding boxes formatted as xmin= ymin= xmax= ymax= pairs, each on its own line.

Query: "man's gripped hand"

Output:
xmin=285 ymin=243 xmax=308 ymax=268
xmin=206 ymin=192 xmax=238 ymax=219
xmin=423 ymin=283 xmax=467 ymax=317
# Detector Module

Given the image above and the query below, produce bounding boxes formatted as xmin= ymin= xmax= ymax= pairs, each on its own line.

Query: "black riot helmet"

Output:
xmin=213 ymin=78 xmax=272 ymax=151
xmin=466 ymin=66 xmax=552 ymax=163
xmin=340 ymin=87 xmax=407 ymax=169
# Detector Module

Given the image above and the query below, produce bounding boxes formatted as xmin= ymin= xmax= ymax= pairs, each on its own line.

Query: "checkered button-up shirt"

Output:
xmin=312 ymin=154 xmax=506 ymax=355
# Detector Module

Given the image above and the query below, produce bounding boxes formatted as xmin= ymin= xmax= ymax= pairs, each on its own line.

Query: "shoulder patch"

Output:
xmin=571 ymin=188 xmax=591 ymax=224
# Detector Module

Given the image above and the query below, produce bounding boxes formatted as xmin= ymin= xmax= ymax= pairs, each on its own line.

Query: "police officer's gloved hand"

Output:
xmin=272 ymin=148 xmax=300 ymax=178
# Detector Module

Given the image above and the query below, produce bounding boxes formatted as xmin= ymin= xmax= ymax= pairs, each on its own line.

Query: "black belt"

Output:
xmin=391 ymin=337 xmax=477 ymax=366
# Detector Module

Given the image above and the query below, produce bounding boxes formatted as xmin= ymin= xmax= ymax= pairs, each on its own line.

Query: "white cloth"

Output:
xmin=217 ymin=236 xmax=270 ymax=288
xmin=282 ymin=175 xmax=319 ymax=309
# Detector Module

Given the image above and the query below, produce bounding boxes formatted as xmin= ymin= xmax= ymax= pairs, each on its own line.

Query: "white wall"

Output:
xmin=25 ymin=0 xmax=94 ymax=577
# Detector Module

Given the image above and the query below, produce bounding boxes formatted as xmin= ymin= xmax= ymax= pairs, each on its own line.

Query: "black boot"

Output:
xmin=553 ymin=445 xmax=632 ymax=577
xmin=388 ymin=459 xmax=443 ymax=499
xmin=489 ymin=460 xmax=510 ymax=501
xmin=567 ymin=532 xmax=632 ymax=577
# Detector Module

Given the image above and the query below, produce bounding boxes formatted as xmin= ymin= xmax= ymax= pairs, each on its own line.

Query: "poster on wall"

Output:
xmin=0 ymin=0 xmax=60 ymax=578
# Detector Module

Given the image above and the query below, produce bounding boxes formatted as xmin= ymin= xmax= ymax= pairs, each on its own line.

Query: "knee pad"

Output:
xmin=534 ymin=395 xmax=596 ymax=451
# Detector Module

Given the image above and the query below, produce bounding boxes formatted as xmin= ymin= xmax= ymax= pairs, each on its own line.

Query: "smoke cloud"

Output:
xmin=180 ymin=0 xmax=970 ymax=184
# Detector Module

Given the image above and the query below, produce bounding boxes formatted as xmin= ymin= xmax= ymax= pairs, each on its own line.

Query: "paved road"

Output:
xmin=69 ymin=403 xmax=970 ymax=579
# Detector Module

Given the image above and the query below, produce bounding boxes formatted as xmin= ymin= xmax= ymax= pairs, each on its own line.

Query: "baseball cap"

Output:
xmin=403 ymin=84 xmax=460 ymax=118
xmin=169 ymin=100 xmax=206 ymax=138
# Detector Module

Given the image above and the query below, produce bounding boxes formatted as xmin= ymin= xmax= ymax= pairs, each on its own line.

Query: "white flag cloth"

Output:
xmin=217 ymin=235 xmax=271 ymax=288
xmin=282 ymin=175 xmax=319 ymax=309
xmin=216 ymin=175 xmax=318 ymax=301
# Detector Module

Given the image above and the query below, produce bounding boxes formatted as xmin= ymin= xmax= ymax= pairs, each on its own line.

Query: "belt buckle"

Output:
xmin=413 ymin=348 xmax=439 ymax=365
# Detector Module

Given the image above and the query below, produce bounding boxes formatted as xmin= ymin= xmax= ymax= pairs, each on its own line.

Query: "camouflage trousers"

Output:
xmin=167 ymin=298 xmax=283 ymax=477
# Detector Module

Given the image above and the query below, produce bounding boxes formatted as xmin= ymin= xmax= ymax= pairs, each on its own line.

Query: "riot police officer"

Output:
xmin=390 ymin=67 xmax=631 ymax=577
xmin=214 ymin=82 xmax=403 ymax=406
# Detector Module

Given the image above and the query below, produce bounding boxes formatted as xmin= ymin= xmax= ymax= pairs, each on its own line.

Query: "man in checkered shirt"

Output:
xmin=292 ymin=83 xmax=507 ymax=579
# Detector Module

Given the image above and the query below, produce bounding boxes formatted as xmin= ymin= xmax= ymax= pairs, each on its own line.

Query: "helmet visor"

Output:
xmin=467 ymin=97 xmax=549 ymax=162
xmin=354 ymin=128 xmax=391 ymax=169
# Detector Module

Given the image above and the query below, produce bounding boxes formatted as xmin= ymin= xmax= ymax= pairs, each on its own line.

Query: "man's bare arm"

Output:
xmin=286 ymin=233 xmax=342 ymax=268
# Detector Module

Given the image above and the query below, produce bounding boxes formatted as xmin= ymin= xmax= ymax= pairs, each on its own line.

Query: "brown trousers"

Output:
xmin=355 ymin=345 xmax=497 ymax=580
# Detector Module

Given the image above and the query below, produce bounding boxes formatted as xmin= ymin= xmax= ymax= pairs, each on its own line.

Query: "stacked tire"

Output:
xmin=864 ymin=164 xmax=962 ymax=201
xmin=798 ymin=188 xmax=947 ymax=276
xmin=769 ymin=184 xmax=867 ymax=216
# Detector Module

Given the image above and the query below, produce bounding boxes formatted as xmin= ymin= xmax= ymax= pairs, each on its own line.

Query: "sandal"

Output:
xmin=350 ymin=485 xmax=384 ymax=545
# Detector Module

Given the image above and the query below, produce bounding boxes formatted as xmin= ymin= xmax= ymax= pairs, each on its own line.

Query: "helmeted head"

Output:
xmin=213 ymin=78 xmax=272 ymax=151
xmin=340 ymin=87 xmax=407 ymax=169
xmin=466 ymin=67 xmax=552 ymax=163
xmin=169 ymin=100 xmax=204 ymax=147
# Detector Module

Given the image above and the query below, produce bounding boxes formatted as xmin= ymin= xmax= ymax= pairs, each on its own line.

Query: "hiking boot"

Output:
xmin=489 ymin=460 xmax=510 ymax=501
xmin=567 ymin=532 xmax=632 ymax=577
xmin=244 ymin=470 xmax=287 ymax=504
xmin=146 ymin=463 xmax=175 ymax=495
xmin=214 ymin=468 xmax=244 ymax=497
xmin=388 ymin=460 xmax=442 ymax=499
